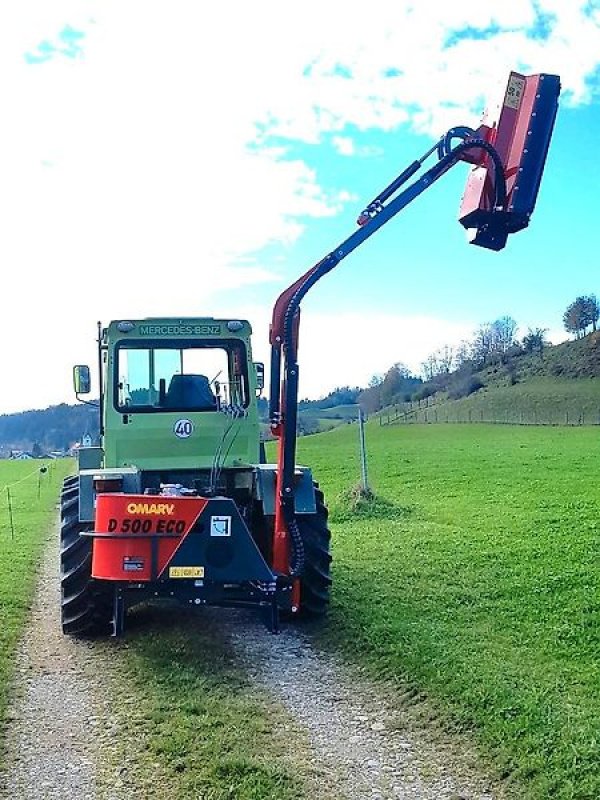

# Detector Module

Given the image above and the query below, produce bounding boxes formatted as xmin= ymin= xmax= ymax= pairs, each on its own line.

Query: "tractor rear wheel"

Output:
xmin=296 ymin=485 xmax=332 ymax=617
xmin=60 ymin=478 xmax=112 ymax=637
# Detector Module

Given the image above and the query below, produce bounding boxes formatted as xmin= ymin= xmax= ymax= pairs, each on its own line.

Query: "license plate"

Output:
xmin=169 ymin=566 xmax=204 ymax=579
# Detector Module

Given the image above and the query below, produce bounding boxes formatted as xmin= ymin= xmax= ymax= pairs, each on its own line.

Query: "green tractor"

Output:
xmin=62 ymin=318 xmax=330 ymax=636
xmin=61 ymin=71 xmax=560 ymax=636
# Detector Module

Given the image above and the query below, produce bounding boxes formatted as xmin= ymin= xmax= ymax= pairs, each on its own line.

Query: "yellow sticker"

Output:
xmin=169 ymin=566 xmax=204 ymax=579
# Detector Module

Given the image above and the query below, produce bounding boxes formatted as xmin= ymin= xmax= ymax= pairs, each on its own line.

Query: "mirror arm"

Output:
xmin=75 ymin=393 xmax=100 ymax=409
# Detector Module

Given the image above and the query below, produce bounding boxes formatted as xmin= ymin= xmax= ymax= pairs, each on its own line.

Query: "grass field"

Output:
xmin=0 ymin=459 xmax=72 ymax=732
xmin=290 ymin=422 xmax=600 ymax=799
xmin=397 ymin=377 xmax=600 ymax=426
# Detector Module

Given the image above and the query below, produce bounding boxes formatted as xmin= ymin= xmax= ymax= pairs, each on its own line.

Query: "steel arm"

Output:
xmin=267 ymin=133 xmax=510 ymax=585
xmin=267 ymin=69 xmax=561 ymax=609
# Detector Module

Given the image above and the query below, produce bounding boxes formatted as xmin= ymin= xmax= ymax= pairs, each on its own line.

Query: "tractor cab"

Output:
xmin=76 ymin=318 xmax=264 ymax=472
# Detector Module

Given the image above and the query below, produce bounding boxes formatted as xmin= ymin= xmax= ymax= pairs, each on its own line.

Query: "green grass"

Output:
xmin=0 ymin=459 xmax=72 ymax=733
xmin=406 ymin=377 xmax=600 ymax=426
xmin=289 ymin=423 xmax=600 ymax=799
xmin=98 ymin=607 xmax=311 ymax=800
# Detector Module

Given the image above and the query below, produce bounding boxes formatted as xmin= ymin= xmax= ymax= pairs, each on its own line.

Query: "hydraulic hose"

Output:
xmin=430 ymin=137 xmax=508 ymax=210
xmin=436 ymin=126 xmax=476 ymax=159
xmin=275 ymin=129 xmax=508 ymax=578
xmin=288 ymin=515 xmax=305 ymax=577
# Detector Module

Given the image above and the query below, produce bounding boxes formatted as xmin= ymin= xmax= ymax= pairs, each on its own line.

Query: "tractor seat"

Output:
xmin=165 ymin=374 xmax=217 ymax=410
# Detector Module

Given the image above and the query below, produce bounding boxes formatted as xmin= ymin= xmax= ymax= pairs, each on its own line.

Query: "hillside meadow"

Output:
xmin=394 ymin=377 xmax=600 ymax=426
xmin=290 ymin=422 xmax=600 ymax=799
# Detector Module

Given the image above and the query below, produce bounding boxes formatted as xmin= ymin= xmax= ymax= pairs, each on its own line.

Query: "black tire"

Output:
xmin=296 ymin=486 xmax=332 ymax=618
xmin=60 ymin=478 xmax=112 ymax=637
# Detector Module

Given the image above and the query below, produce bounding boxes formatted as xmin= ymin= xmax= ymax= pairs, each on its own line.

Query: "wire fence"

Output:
xmin=379 ymin=404 xmax=600 ymax=427
xmin=0 ymin=460 xmax=64 ymax=540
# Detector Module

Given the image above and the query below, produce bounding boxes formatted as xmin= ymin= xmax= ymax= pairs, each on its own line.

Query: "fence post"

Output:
xmin=6 ymin=487 xmax=14 ymax=540
xmin=358 ymin=409 xmax=370 ymax=495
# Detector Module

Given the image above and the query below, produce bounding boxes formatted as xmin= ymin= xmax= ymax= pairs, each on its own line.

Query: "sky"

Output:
xmin=1 ymin=1 xmax=599 ymax=413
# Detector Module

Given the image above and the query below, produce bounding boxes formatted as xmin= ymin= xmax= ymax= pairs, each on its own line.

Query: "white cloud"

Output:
xmin=332 ymin=137 xmax=355 ymax=156
xmin=296 ymin=310 xmax=475 ymax=396
xmin=0 ymin=1 xmax=599 ymax=412
xmin=240 ymin=306 xmax=475 ymax=398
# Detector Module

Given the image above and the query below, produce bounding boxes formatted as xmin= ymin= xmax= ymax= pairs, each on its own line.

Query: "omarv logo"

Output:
xmin=126 ymin=502 xmax=175 ymax=516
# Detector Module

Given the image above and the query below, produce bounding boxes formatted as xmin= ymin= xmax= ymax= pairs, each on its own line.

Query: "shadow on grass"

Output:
xmin=106 ymin=603 xmax=303 ymax=800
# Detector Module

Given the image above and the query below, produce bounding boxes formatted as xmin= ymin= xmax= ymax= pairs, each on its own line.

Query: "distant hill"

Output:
xmin=0 ymin=403 xmax=99 ymax=456
xmin=378 ymin=332 xmax=600 ymax=427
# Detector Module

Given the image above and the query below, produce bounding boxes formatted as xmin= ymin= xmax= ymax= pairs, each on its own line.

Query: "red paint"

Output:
xmin=459 ymin=72 xmax=544 ymax=221
xmin=91 ymin=494 xmax=207 ymax=581
xmin=272 ymin=403 xmax=290 ymax=575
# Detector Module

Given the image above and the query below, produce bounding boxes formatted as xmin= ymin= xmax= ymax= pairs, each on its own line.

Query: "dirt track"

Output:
xmin=0 ymin=532 xmax=505 ymax=800
xmin=0 ymin=528 xmax=101 ymax=799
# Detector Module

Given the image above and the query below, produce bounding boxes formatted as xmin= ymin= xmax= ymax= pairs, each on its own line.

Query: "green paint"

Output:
xmin=102 ymin=319 xmax=261 ymax=470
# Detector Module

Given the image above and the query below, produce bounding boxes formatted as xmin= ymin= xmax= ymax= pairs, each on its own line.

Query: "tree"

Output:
xmin=421 ymin=346 xmax=454 ymax=380
xmin=454 ymin=340 xmax=474 ymax=369
xmin=522 ymin=327 xmax=548 ymax=355
xmin=471 ymin=323 xmax=495 ymax=366
xmin=491 ymin=316 xmax=518 ymax=356
xmin=563 ymin=298 xmax=587 ymax=338
xmin=357 ymin=385 xmax=382 ymax=415
xmin=380 ymin=363 xmax=409 ymax=406
xmin=582 ymin=295 xmax=600 ymax=332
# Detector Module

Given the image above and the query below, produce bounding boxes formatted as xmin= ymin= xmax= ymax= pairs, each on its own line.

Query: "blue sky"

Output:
xmin=1 ymin=1 xmax=599 ymax=413
xmin=260 ymin=100 xmax=598 ymax=327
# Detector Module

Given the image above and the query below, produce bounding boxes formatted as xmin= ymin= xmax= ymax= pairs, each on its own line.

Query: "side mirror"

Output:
xmin=254 ymin=362 xmax=265 ymax=393
xmin=73 ymin=365 xmax=91 ymax=395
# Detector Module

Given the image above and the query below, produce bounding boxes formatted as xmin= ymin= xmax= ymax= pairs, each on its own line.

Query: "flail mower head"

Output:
xmin=458 ymin=71 xmax=561 ymax=251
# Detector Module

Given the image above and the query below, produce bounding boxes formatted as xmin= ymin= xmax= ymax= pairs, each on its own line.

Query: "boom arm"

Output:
xmin=268 ymin=71 xmax=560 ymax=593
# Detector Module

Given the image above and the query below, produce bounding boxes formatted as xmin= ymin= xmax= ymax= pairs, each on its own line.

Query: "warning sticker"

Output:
xmin=210 ymin=515 xmax=232 ymax=537
xmin=504 ymin=74 xmax=526 ymax=110
xmin=123 ymin=556 xmax=145 ymax=572
xmin=169 ymin=566 xmax=204 ymax=578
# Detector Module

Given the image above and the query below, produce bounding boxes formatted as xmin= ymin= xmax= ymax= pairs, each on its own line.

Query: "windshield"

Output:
xmin=115 ymin=340 xmax=248 ymax=412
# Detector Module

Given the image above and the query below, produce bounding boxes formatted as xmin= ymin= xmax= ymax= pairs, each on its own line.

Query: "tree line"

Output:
xmin=563 ymin=295 xmax=599 ymax=339
xmin=0 ymin=403 xmax=99 ymax=456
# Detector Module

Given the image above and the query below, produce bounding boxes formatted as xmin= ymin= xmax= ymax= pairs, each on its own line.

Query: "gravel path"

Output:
xmin=0 ymin=529 xmax=507 ymax=800
xmin=0 ymin=529 xmax=100 ymax=800
xmin=229 ymin=615 xmax=503 ymax=800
